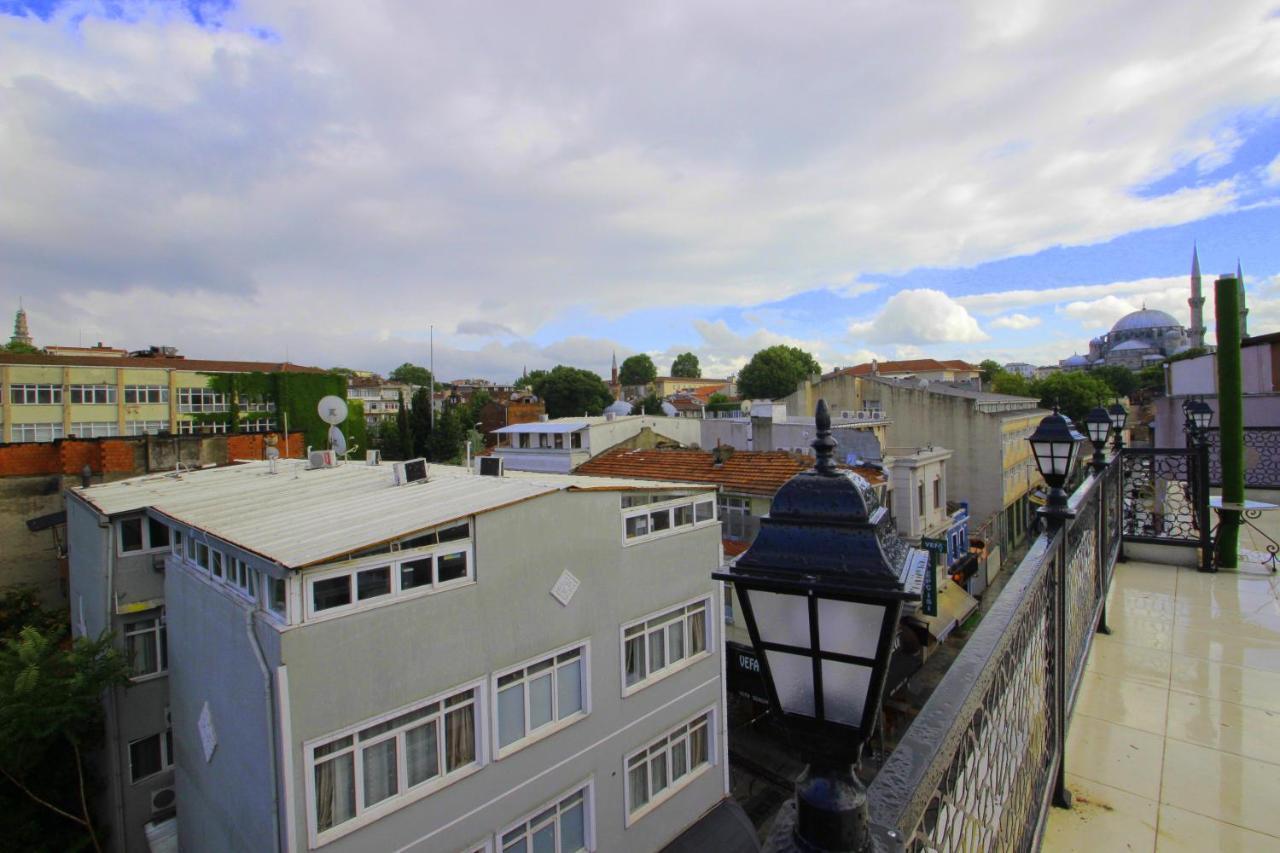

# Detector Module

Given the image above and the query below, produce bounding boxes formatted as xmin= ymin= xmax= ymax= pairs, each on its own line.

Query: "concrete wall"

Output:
xmin=270 ymin=489 xmax=725 ymax=853
xmin=1153 ymin=394 xmax=1280 ymax=449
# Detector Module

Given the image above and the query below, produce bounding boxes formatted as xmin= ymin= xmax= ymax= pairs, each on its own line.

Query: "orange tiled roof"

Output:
xmin=689 ymin=384 xmax=729 ymax=402
xmin=831 ymin=358 xmax=978 ymax=378
xmin=722 ymin=539 xmax=750 ymax=558
xmin=574 ymin=447 xmax=884 ymax=496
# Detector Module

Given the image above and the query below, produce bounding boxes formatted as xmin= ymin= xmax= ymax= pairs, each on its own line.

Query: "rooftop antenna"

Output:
xmin=429 ymin=324 xmax=435 ymax=433
xmin=317 ymin=395 xmax=349 ymax=457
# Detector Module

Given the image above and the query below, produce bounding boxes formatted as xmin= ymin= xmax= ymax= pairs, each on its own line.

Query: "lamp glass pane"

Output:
xmin=821 ymin=660 xmax=874 ymax=727
xmin=1049 ymin=441 xmax=1071 ymax=476
xmin=1086 ymin=421 xmax=1108 ymax=443
xmin=765 ymin=651 xmax=815 ymax=718
xmin=750 ymin=591 xmax=811 ymax=651
xmin=816 ymin=599 xmax=884 ymax=659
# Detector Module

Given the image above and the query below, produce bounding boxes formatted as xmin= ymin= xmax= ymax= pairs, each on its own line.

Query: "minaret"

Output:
xmin=1187 ymin=244 xmax=1205 ymax=348
xmin=1237 ymin=259 xmax=1249 ymax=339
xmin=10 ymin=302 xmax=32 ymax=347
xmin=611 ymin=351 xmax=618 ymax=388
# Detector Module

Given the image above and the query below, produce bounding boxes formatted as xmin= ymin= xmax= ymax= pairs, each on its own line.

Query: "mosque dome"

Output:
xmin=604 ymin=400 xmax=634 ymax=416
xmin=1111 ymin=339 xmax=1150 ymax=352
xmin=1111 ymin=308 xmax=1179 ymax=333
xmin=1062 ymin=353 xmax=1089 ymax=367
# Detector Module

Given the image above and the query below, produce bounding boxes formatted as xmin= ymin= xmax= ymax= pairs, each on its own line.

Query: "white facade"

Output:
xmin=492 ymin=415 xmax=702 ymax=474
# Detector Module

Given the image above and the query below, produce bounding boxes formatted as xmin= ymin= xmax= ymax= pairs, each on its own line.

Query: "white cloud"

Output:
xmin=957 ymin=276 xmax=1188 ymax=315
xmin=848 ymin=289 xmax=989 ymax=344
xmin=989 ymin=312 xmax=1041 ymax=330
xmin=1266 ymin=152 xmax=1280 ymax=186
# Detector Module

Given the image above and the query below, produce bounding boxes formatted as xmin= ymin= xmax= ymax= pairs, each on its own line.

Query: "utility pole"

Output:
xmin=429 ymin=324 xmax=435 ymax=433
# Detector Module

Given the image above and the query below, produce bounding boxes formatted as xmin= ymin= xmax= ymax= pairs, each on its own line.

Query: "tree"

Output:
xmin=706 ymin=392 xmax=729 ymax=407
xmin=1030 ymin=371 xmax=1113 ymax=421
xmin=531 ymin=366 xmax=613 ymax=418
xmin=670 ymin=352 xmax=701 ymax=378
xmin=992 ymin=372 xmax=1033 ymax=397
xmin=329 ymin=366 xmax=357 ymax=379
xmin=978 ymin=359 xmax=1003 ymax=385
xmin=408 ymin=387 xmax=433 ymax=458
xmin=389 ymin=363 xmax=433 ymax=386
xmin=1135 ymin=364 xmax=1165 ymax=397
xmin=1 ymin=341 xmax=40 ymax=355
xmin=1090 ymin=365 xmax=1136 ymax=400
xmin=426 ymin=406 xmax=465 ymax=463
xmin=736 ymin=346 xmax=821 ymax=400
xmin=0 ymin=588 xmax=130 ymax=853
xmin=514 ymin=369 xmax=547 ymax=391
xmin=618 ymin=354 xmax=657 ymax=387
xmin=638 ymin=393 xmax=664 ymax=415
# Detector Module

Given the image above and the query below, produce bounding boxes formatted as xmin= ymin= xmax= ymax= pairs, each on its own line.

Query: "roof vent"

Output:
xmin=308 ymin=450 xmax=337 ymax=470
xmin=393 ymin=458 xmax=429 ymax=486
xmin=478 ymin=457 xmax=504 ymax=477
xmin=712 ymin=445 xmax=735 ymax=466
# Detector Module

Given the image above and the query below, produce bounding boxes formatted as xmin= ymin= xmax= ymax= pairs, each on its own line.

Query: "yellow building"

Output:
xmin=0 ymin=352 xmax=327 ymax=443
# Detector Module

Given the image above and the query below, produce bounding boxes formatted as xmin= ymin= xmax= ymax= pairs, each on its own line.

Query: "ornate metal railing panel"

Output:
xmin=1202 ymin=427 xmax=1280 ymax=489
xmin=868 ymin=464 xmax=1120 ymax=852
xmin=1120 ymin=449 xmax=1204 ymax=545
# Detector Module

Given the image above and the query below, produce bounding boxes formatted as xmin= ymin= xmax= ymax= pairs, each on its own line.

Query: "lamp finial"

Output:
xmin=813 ymin=399 xmax=838 ymax=474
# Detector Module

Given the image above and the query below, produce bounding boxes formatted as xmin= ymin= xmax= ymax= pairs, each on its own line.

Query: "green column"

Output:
xmin=1215 ymin=275 xmax=1244 ymax=568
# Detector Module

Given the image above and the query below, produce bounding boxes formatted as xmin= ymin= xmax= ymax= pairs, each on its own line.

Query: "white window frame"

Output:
xmin=124 ymin=384 xmax=168 ymax=404
xmin=236 ymin=394 xmax=276 ymax=412
xmin=124 ymin=613 xmax=167 ymax=681
xmin=620 ymin=595 xmax=712 ymax=696
xmin=623 ymin=708 xmax=715 ymax=826
xmin=303 ymin=679 xmax=486 ymax=848
xmin=126 ymin=420 xmax=169 ymax=436
xmin=176 ymin=420 xmax=229 ymax=435
xmin=717 ymin=495 xmax=750 ymax=540
xmin=621 ymin=494 xmax=716 ymax=546
xmin=303 ymin=540 xmax=474 ymax=622
xmin=240 ymin=417 xmax=279 ymax=433
xmin=176 ymin=387 xmax=229 ymax=413
xmin=117 ymin=516 xmax=171 ymax=556
xmin=68 ymin=384 xmax=116 ymax=405
xmin=491 ymin=640 xmax=591 ymax=759
xmin=10 ymin=422 xmax=64 ymax=442
xmin=8 ymin=383 xmax=62 ymax=405
xmin=262 ymin=572 xmax=289 ymax=622
xmin=69 ymin=421 xmax=119 ymax=438
xmin=128 ymin=729 xmax=174 ymax=784
xmin=497 ymin=779 xmax=595 ymax=853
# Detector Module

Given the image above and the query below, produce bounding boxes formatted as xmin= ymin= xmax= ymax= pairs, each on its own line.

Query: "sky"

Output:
xmin=2 ymin=1 xmax=1279 ymax=382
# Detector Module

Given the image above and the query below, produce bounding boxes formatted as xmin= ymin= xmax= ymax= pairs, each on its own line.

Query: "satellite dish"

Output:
xmin=318 ymin=396 xmax=349 ymax=425
xmin=328 ymin=425 xmax=348 ymax=456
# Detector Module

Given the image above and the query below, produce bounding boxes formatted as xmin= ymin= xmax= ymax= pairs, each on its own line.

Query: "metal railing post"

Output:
xmin=1197 ymin=439 xmax=1214 ymax=572
xmin=1051 ymin=529 xmax=1072 ymax=809
xmin=1116 ymin=450 xmax=1127 ymax=563
xmin=1096 ymin=464 xmax=1111 ymax=635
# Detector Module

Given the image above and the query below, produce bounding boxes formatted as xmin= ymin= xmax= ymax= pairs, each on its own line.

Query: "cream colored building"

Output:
xmin=0 ymin=352 xmax=326 ymax=442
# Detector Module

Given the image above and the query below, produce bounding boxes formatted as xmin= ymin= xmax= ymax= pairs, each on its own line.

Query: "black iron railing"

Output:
xmin=1120 ymin=446 xmax=1212 ymax=572
xmin=1202 ymin=426 xmax=1280 ymax=489
xmin=864 ymin=455 xmax=1125 ymax=851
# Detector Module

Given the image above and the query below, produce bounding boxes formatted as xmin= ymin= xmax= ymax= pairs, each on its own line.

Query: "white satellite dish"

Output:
xmin=317 ymin=396 xmax=349 ymax=425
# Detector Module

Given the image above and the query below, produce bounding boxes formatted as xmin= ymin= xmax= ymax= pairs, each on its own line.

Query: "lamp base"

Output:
xmin=786 ymin=763 xmax=869 ymax=852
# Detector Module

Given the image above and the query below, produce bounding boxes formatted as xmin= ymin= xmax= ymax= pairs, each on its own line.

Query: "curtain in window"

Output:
xmin=690 ymin=724 xmax=708 ymax=766
xmin=529 ymin=674 xmax=554 ymax=729
xmin=624 ymin=636 xmax=644 ymax=686
xmin=628 ymin=761 xmax=649 ymax=811
xmin=689 ymin=610 xmax=707 ymax=655
xmin=498 ymin=685 xmax=525 ymax=748
xmin=445 ymin=705 xmax=476 ymax=771
xmin=559 ymin=798 xmax=586 ymax=852
xmin=556 ymin=660 xmax=582 ymax=716
xmin=127 ymin=630 xmax=156 ymax=675
xmin=315 ymin=754 xmax=355 ymax=832
xmin=405 ymin=722 xmax=439 ymax=786
xmin=361 ymin=739 xmax=397 ymax=806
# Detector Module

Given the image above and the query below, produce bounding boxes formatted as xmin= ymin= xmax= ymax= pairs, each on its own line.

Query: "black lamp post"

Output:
xmin=1083 ymin=406 xmax=1112 ymax=471
xmin=715 ymin=400 xmax=925 ymax=852
xmin=1187 ymin=399 xmax=1213 ymax=435
xmin=1028 ymin=407 xmax=1085 ymax=527
xmin=1107 ymin=400 xmax=1128 ymax=451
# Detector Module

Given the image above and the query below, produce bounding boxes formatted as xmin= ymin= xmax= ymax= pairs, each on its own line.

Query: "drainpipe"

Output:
xmin=245 ymin=610 xmax=283 ymax=851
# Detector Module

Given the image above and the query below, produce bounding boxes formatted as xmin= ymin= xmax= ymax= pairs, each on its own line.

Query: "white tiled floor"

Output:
xmin=1043 ymin=516 xmax=1280 ymax=851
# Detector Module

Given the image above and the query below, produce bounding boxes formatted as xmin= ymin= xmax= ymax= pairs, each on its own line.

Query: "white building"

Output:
xmin=490 ymin=415 xmax=701 ymax=474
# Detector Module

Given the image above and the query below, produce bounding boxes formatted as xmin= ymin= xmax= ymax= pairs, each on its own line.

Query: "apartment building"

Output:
xmin=345 ymin=376 xmax=414 ymax=427
xmin=701 ymin=400 xmax=890 ymax=457
xmin=68 ymin=460 xmax=728 ymax=852
xmin=0 ymin=350 xmax=327 ymax=442
xmin=490 ymin=414 xmax=701 ymax=474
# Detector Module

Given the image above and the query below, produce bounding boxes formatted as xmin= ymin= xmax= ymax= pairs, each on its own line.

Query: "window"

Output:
xmin=129 ymin=730 xmax=173 ymax=783
xmin=310 ymin=685 xmax=480 ymax=838
xmin=538 ymin=433 xmax=550 ymax=448
xmin=240 ymin=417 xmax=278 ymax=433
xmin=228 ymin=556 xmax=256 ymax=598
xmin=9 ymin=384 xmax=62 ymax=405
xmin=124 ymin=615 xmax=167 ymax=678
xmin=495 ymin=645 xmax=587 ymax=753
xmin=176 ymin=387 xmax=229 ymax=413
xmin=918 ymin=481 xmax=925 ymax=515
xmin=717 ymin=495 xmax=751 ymax=540
xmin=623 ymin=495 xmax=715 ymax=543
xmin=305 ymin=530 xmax=473 ymax=619
xmin=69 ymin=384 xmax=116 ymax=405
xmin=933 ymin=477 xmax=941 ymax=510
xmin=124 ymin=385 xmax=168 ymax=404
xmin=626 ymin=712 xmax=712 ymax=820
xmin=266 ymin=575 xmax=288 ymax=617
xmin=176 ymin=420 xmax=229 ymax=435
xmin=518 ymin=434 xmax=531 ymax=449
xmin=10 ymin=422 xmax=63 ymax=442
xmin=237 ymin=394 xmax=276 ymax=412
xmin=501 ymin=784 xmax=590 ymax=853
xmin=570 ymin=432 xmax=582 ymax=449
xmin=118 ymin=517 xmax=170 ymax=554
xmin=622 ymin=599 xmax=709 ymax=692
xmin=69 ymin=421 xmax=118 ymax=437
xmin=126 ymin=420 xmax=169 ymax=435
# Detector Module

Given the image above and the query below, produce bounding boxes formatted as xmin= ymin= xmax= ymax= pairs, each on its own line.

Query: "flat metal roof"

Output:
xmin=71 ymin=461 xmax=709 ymax=569
xmin=492 ymin=421 xmax=591 ymax=434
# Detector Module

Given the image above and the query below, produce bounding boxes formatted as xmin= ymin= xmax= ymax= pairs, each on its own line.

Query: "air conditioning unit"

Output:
xmin=856 ymin=410 xmax=868 ymax=419
xmin=478 ymin=457 xmax=504 ymax=477
xmin=840 ymin=411 xmax=854 ymax=419
xmin=393 ymin=458 xmax=429 ymax=486
xmin=307 ymin=450 xmax=337 ymax=470
xmin=150 ymin=786 xmax=176 ymax=816
xmin=366 ymin=449 xmax=381 ymax=466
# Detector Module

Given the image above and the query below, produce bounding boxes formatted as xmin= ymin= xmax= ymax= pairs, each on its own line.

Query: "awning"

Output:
xmin=26 ymin=510 xmax=67 ymax=532
xmin=492 ymin=422 xmax=588 ymax=434
xmin=660 ymin=798 xmax=760 ymax=853
xmin=1028 ymin=488 xmax=1049 ymax=507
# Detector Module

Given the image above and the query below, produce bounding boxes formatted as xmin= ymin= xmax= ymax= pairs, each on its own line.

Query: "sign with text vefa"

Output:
xmin=921 ymin=538 xmax=947 ymax=617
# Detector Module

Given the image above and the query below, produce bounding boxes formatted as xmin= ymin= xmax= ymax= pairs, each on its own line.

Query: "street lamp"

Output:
xmin=715 ymin=400 xmax=925 ymax=853
xmin=1187 ymin=399 xmax=1213 ymax=434
xmin=1082 ymin=406 xmax=1112 ymax=471
xmin=1028 ymin=407 xmax=1085 ymax=523
xmin=1107 ymin=400 xmax=1128 ymax=451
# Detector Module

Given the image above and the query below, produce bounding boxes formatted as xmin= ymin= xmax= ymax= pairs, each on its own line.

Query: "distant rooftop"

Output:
xmin=0 ymin=351 xmax=327 ymax=373
xmin=72 ymin=460 xmax=708 ymax=569
xmin=827 ymin=358 xmax=979 ymax=378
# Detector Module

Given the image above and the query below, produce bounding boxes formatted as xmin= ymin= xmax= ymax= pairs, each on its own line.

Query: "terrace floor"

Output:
xmin=1044 ymin=515 xmax=1280 ymax=851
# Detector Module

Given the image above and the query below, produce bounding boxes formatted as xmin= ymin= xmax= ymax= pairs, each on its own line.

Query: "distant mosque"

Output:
xmin=1060 ymin=246 xmax=1249 ymax=371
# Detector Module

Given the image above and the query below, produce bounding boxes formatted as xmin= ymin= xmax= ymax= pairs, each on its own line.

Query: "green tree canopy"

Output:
xmin=1089 ymin=365 xmax=1137 ymax=400
xmin=978 ymin=359 xmax=1003 ymax=385
xmin=1031 ymin=371 xmax=1113 ymax=421
xmin=408 ymin=387 xmax=433 ymax=458
xmin=736 ymin=346 xmax=821 ymax=400
xmin=706 ymin=392 xmax=729 ymax=407
xmin=1 ymin=341 xmax=40 ymax=355
xmin=638 ymin=393 xmax=664 ymax=415
xmin=514 ymin=369 xmax=547 ymax=391
xmin=618 ymin=354 xmax=657 ymax=386
xmin=992 ymin=372 xmax=1033 ymax=397
xmin=1135 ymin=365 xmax=1166 ymax=397
xmin=389 ymin=363 xmax=433 ymax=386
xmin=670 ymin=352 xmax=701 ymax=378
xmin=531 ymin=366 xmax=614 ymax=418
